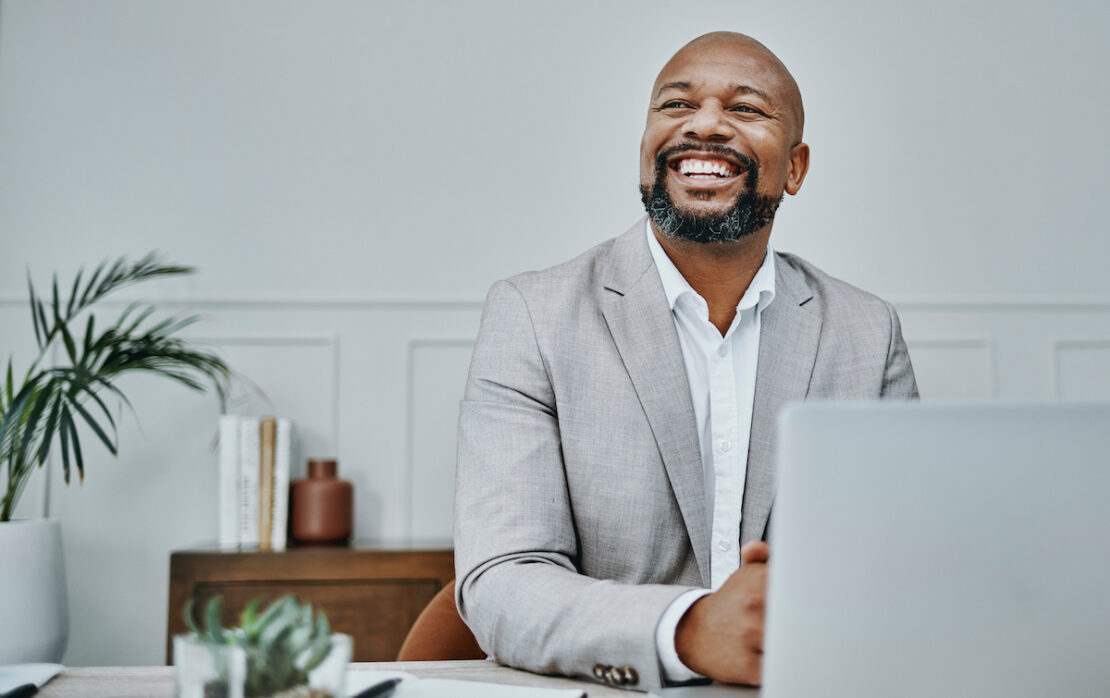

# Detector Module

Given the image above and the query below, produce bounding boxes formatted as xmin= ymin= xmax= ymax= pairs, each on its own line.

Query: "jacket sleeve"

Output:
xmin=881 ymin=301 xmax=919 ymax=398
xmin=454 ymin=280 xmax=697 ymax=692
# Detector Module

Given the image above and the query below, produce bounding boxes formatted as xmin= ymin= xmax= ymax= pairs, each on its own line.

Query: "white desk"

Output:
xmin=36 ymin=659 xmax=643 ymax=697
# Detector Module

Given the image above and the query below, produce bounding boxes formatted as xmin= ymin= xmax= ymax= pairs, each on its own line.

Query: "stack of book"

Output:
xmin=218 ymin=415 xmax=294 ymax=551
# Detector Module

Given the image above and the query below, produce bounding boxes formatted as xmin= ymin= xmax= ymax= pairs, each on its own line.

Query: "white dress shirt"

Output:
xmin=645 ymin=222 xmax=777 ymax=682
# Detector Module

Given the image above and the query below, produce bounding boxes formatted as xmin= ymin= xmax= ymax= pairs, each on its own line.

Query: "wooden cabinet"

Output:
xmin=166 ymin=545 xmax=454 ymax=664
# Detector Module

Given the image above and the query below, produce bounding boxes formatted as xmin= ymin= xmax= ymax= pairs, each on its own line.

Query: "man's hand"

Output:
xmin=674 ymin=541 xmax=770 ymax=685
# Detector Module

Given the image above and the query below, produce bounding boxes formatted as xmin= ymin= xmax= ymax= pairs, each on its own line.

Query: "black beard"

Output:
xmin=640 ymin=143 xmax=783 ymax=244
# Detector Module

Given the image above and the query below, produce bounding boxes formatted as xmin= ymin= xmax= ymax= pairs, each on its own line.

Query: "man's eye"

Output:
xmin=731 ymin=104 xmax=762 ymax=114
xmin=661 ymin=101 xmax=690 ymax=109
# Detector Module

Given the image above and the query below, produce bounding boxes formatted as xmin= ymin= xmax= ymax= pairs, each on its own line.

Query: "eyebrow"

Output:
xmin=655 ymin=81 xmax=774 ymax=105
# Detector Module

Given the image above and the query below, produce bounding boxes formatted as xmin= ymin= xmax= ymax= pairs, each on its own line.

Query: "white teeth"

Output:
xmin=677 ymin=158 xmax=736 ymax=177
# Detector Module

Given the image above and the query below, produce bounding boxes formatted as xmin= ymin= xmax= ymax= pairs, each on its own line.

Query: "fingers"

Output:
xmin=740 ymin=540 xmax=770 ymax=564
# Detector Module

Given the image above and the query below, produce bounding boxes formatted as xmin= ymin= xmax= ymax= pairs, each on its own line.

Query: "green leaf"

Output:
xmin=66 ymin=268 xmax=83 ymax=319
xmin=36 ymin=390 xmax=64 ymax=467
xmin=183 ymin=597 xmax=200 ymax=636
xmin=13 ymin=379 xmax=54 ymax=474
xmin=5 ymin=357 xmax=13 ymax=406
xmin=0 ymin=378 xmax=41 ymax=459
xmin=121 ymin=306 xmax=157 ymax=338
xmin=82 ymin=315 xmax=95 ymax=361
xmin=79 ymin=262 xmax=103 ymax=308
xmin=36 ymin=300 xmax=50 ymax=346
xmin=203 ymin=596 xmax=225 ymax=644
xmin=51 ymin=274 xmax=61 ymax=325
xmin=58 ymin=405 xmax=72 ymax=483
xmin=60 ymin=322 xmax=78 ymax=365
xmin=240 ymin=597 xmax=263 ymax=635
xmin=65 ymin=395 xmax=116 ymax=456
xmin=51 ymin=369 xmax=119 ymax=438
xmin=28 ymin=274 xmax=43 ymax=347
xmin=67 ymin=409 xmax=84 ymax=483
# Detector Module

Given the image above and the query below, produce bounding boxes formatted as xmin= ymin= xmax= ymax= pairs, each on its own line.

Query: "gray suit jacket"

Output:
xmin=454 ymin=220 xmax=918 ymax=691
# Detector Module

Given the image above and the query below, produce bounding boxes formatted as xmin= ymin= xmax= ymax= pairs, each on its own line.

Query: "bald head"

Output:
xmin=654 ymin=31 xmax=805 ymax=143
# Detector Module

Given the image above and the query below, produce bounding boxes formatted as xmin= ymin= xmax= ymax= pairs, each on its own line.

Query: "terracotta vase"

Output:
xmin=290 ymin=459 xmax=352 ymax=544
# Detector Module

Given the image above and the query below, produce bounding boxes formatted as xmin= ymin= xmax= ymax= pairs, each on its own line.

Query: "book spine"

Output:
xmin=238 ymin=417 xmax=261 ymax=546
xmin=258 ymin=417 xmax=276 ymax=550
xmin=217 ymin=415 xmax=240 ymax=548
xmin=272 ymin=418 xmax=293 ymax=551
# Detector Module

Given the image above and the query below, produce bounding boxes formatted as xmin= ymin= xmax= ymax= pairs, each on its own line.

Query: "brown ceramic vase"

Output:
xmin=290 ymin=458 xmax=353 ymax=544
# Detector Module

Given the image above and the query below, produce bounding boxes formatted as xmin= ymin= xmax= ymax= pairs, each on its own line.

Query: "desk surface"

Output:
xmin=37 ymin=660 xmax=639 ymax=697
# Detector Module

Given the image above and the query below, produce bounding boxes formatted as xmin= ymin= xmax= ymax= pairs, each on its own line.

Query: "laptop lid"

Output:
xmin=763 ymin=401 xmax=1110 ymax=698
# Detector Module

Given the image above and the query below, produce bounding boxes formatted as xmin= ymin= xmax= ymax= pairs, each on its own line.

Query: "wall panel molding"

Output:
xmin=405 ymin=338 xmax=476 ymax=542
xmin=1052 ymin=338 xmax=1110 ymax=400
xmin=904 ymin=336 xmax=996 ymax=399
xmin=196 ymin=332 xmax=341 ymax=457
xmin=5 ymin=292 xmax=1110 ymax=312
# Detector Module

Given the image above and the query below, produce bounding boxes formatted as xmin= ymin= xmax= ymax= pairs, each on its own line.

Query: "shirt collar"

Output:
xmin=645 ymin=220 xmax=777 ymax=313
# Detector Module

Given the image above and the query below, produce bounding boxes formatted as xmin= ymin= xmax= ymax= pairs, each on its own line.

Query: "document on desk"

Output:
xmin=0 ymin=663 xmax=64 ymax=693
xmin=346 ymin=670 xmax=586 ymax=698
xmin=650 ymin=686 xmax=760 ymax=696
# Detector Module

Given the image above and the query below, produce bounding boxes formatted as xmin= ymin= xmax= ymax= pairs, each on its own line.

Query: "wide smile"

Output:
xmin=666 ymin=154 xmax=745 ymax=190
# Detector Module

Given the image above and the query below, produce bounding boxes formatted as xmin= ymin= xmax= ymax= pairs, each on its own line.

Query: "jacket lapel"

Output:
xmin=600 ymin=222 xmax=710 ymax=586
xmin=741 ymin=255 xmax=820 ymax=545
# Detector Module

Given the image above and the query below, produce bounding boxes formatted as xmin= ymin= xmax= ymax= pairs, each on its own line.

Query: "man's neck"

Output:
xmin=650 ymin=222 xmax=772 ymax=336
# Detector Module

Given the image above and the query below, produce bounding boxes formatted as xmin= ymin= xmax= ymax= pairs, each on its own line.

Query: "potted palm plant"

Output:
xmin=0 ymin=253 xmax=229 ymax=663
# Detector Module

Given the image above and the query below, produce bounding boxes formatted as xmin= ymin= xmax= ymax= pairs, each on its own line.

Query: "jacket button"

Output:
xmin=593 ymin=664 xmax=608 ymax=681
xmin=606 ymin=667 xmax=627 ymax=685
xmin=621 ymin=666 xmax=639 ymax=686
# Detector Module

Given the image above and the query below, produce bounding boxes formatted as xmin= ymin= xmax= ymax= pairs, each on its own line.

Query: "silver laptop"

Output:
xmin=762 ymin=401 xmax=1110 ymax=698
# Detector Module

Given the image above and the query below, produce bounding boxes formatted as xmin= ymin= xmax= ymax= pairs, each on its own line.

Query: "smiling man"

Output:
xmin=454 ymin=32 xmax=917 ymax=691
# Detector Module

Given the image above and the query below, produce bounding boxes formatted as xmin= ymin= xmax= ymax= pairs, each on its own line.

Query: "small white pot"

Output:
xmin=0 ymin=519 xmax=69 ymax=663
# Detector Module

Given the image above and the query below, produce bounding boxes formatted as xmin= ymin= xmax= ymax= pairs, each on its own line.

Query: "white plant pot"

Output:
xmin=0 ymin=519 xmax=69 ymax=663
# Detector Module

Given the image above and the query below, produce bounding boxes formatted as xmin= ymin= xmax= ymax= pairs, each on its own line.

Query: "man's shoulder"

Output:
xmin=773 ymin=250 xmax=895 ymax=314
xmin=494 ymin=224 xmax=644 ymax=305
xmin=505 ymin=237 xmax=616 ymax=293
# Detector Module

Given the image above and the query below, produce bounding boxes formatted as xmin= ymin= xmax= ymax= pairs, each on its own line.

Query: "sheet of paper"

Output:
xmin=650 ymin=685 xmax=761 ymax=697
xmin=0 ymin=663 xmax=64 ymax=692
xmin=346 ymin=670 xmax=586 ymax=698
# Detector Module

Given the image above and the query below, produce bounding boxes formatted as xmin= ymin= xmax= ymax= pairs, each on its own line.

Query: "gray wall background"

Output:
xmin=1 ymin=0 xmax=1108 ymax=666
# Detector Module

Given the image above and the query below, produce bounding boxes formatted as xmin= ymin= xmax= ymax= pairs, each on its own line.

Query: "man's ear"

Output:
xmin=784 ymin=142 xmax=810 ymax=196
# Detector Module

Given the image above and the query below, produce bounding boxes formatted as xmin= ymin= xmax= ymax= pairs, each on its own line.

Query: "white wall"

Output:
xmin=1 ymin=0 xmax=1108 ymax=666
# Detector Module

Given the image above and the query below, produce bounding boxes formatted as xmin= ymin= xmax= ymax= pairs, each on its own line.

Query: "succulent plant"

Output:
xmin=184 ymin=595 xmax=335 ymax=698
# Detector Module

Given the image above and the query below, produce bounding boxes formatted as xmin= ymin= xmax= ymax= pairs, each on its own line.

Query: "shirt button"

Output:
xmin=717 ymin=344 xmax=729 ymax=358
xmin=719 ymin=439 xmax=732 ymax=452
xmin=717 ymin=539 xmax=730 ymax=552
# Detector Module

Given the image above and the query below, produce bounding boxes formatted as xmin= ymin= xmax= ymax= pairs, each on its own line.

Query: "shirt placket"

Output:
xmin=708 ymin=327 xmax=741 ymax=589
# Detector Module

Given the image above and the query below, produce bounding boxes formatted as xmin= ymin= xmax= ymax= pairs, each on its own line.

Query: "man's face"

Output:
xmin=639 ymin=37 xmax=808 ymax=243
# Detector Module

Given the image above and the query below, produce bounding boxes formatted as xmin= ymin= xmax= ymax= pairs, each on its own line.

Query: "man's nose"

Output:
xmin=684 ymin=103 xmax=733 ymax=142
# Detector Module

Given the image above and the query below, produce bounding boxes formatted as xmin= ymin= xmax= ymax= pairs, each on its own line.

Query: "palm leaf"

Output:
xmin=4 ymin=357 xmax=12 ymax=410
xmin=60 ymin=321 xmax=78 ymax=365
xmin=65 ymin=376 xmax=119 ymax=436
xmin=13 ymin=379 xmax=54 ymax=476
xmin=35 ymin=300 xmax=50 ymax=349
xmin=27 ymin=274 xmax=43 ymax=347
xmin=78 ymin=262 xmax=103 ymax=308
xmin=66 ymin=268 xmax=84 ymax=319
xmin=51 ymin=274 xmax=61 ymax=327
xmin=35 ymin=389 xmax=64 ymax=467
xmin=82 ymin=315 xmax=95 ymax=360
xmin=60 ymin=406 xmax=84 ymax=484
xmin=65 ymin=394 xmax=117 ymax=456
xmin=3 ymin=253 xmax=230 ymax=520
xmin=58 ymin=404 xmax=72 ymax=482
